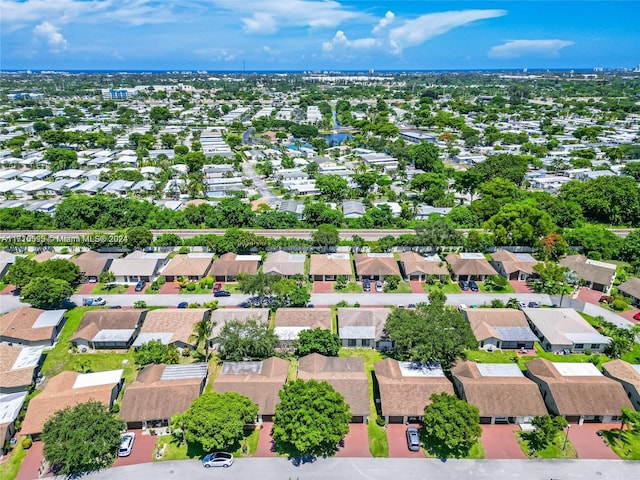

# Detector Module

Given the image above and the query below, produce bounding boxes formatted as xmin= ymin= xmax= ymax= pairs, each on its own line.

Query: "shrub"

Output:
xmin=186 ymin=282 xmax=196 ymax=291
xmin=375 ymin=416 xmax=386 ymax=427
xmin=134 ymin=300 xmax=147 ymax=309
xmin=157 ymin=275 xmax=166 ymax=286
xmin=111 ymin=403 xmax=120 ymax=413
xmin=21 ymin=437 xmax=32 ymax=449
xmin=178 ymin=246 xmax=190 ymax=254
xmin=611 ymin=299 xmax=626 ymax=311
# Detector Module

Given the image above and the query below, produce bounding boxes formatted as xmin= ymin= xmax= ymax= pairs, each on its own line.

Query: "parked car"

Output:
xmin=518 ymin=301 xmax=527 ymax=309
xmin=134 ymin=280 xmax=146 ymax=292
xmin=202 ymin=452 xmax=233 ymax=468
xmin=82 ymin=297 xmax=106 ymax=306
xmin=306 ymin=304 xmax=314 ymax=308
xmin=363 ymin=279 xmax=371 ymax=291
xmin=459 ymin=280 xmax=469 ymax=291
xmin=118 ymin=432 xmax=135 ymax=457
xmin=469 ymin=280 xmax=479 ymax=292
xmin=214 ymin=290 xmax=231 ymax=297
xmin=633 ymin=312 xmax=640 ymax=321
xmin=177 ymin=301 xmax=189 ymax=309
xmin=213 ymin=282 xmax=222 ymax=292
xmin=406 ymin=427 xmax=420 ymax=452
xmin=528 ymin=301 xmax=540 ymax=308
xmin=375 ymin=280 xmax=383 ymax=292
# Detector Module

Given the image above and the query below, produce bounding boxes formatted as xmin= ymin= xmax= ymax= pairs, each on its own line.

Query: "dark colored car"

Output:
xmin=214 ymin=290 xmax=231 ymax=297
xmin=459 ymin=280 xmax=469 ymax=291
xmin=177 ymin=301 xmax=189 ymax=308
xmin=528 ymin=301 xmax=540 ymax=308
xmin=134 ymin=280 xmax=146 ymax=292
xmin=406 ymin=427 xmax=420 ymax=452
xmin=363 ymin=279 xmax=371 ymax=291
xmin=469 ymin=280 xmax=479 ymax=292
xmin=213 ymin=282 xmax=222 ymax=292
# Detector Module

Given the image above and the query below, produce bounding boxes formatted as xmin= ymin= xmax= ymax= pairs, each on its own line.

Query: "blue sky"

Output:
xmin=1 ymin=1 xmax=638 ymax=71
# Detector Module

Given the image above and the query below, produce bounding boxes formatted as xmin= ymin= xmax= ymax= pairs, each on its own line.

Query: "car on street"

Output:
xmin=214 ymin=290 xmax=231 ymax=297
xmin=82 ymin=297 xmax=106 ymax=306
xmin=213 ymin=282 xmax=222 ymax=292
xmin=406 ymin=427 xmax=420 ymax=452
xmin=469 ymin=280 xmax=479 ymax=291
xmin=134 ymin=280 xmax=146 ymax=292
xmin=177 ymin=301 xmax=189 ymax=308
xmin=518 ymin=301 xmax=527 ymax=309
xmin=375 ymin=280 xmax=383 ymax=292
xmin=528 ymin=301 xmax=540 ymax=308
xmin=633 ymin=312 xmax=640 ymax=321
xmin=202 ymin=452 xmax=233 ymax=468
xmin=363 ymin=279 xmax=370 ymax=291
xmin=459 ymin=280 xmax=469 ymax=291
xmin=118 ymin=432 xmax=135 ymax=457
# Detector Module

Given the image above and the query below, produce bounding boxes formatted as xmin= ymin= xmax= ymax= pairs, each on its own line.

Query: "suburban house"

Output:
xmin=21 ymin=369 xmax=124 ymax=437
xmin=273 ymin=308 xmax=332 ymax=349
xmin=0 ymin=307 xmax=67 ymax=346
xmin=490 ymin=250 xmax=539 ymax=282
xmin=161 ymin=253 xmax=213 ymax=282
xmin=451 ymin=361 xmax=547 ymax=425
xmin=353 ymin=253 xmax=402 ymax=281
xmin=208 ymin=308 xmax=270 ymax=351
xmin=70 ymin=309 xmax=147 ymax=350
xmin=342 ymin=200 xmax=365 ymax=219
xmin=445 ymin=252 xmax=498 ymax=281
xmin=602 ymin=360 xmax=640 ymax=411
xmin=213 ymin=357 xmax=290 ymax=422
xmin=308 ymin=253 xmax=353 ymax=281
xmin=526 ymin=359 xmax=632 ymax=424
xmin=617 ymin=277 xmax=640 ymax=307
xmin=463 ymin=308 xmax=539 ymax=350
xmin=0 ymin=391 xmax=28 ymax=454
xmin=297 ymin=353 xmax=370 ymax=424
xmin=262 ymin=250 xmax=306 ymax=278
xmin=559 ymin=255 xmax=617 ymax=293
xmin=373 ymin=359 xmax=454 ymax=424
xmin=337 ymin=307 xmax=392 ymax=350
xmin=31 ymin=250 xmax=57 ymax=263
xmin=523 ymin=308 xmax=610 ymax=353
xmin=132 ymin=308 xmax=210 ymax=350
xmin=0 ymin=251 xmax=15 ymax=279
xmin=0 ymin=344 xmax=44 ymax=394
xmin=211 ymin=253 xmax=261 ymax=282
xmin=71 ymin=250 xmax=112 ymax=283
xmin=398 ymin=252 xmax=449 ymax=282
xmin=119 ymin=363 xmax=208 ymax=430
xmin=109 ymin=251 xmax=169 ymax=283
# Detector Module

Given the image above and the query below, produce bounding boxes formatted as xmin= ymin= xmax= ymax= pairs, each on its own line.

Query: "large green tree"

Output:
xmin=134 ymin=340 xmax=179 ymax=366
xmin=421 ymin=392 xmax=482 ymax=458
xmin=409 ymin=141 xmax=442 ymax=172
xmin=172 ymin=392 xmax=258 ymax=451
xmin=315 ymin=174 xmax=349 ymax=201
xmin=20 ymin=277 xmax=74 ymax=309
xmin=273 ymin=379 xmax=350 ymax=457
xmin=44 ymin=148 xmax=79 ymax=172
xmin=312 ymin=224 xmax=340 ymax=249
xmin=217 ymin=319 xmax=278 ymax=361
xmin=484 ymin=203 xmax=555 ymax=246
xmin=295 ymin=328 xmax=342 ymax=357
xmin=42 ymin=400 xmax=124 ymax=476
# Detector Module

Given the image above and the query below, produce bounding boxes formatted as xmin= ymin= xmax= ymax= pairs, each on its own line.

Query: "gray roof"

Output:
xmin=32 ymin=310 xmax=66 ymax=328
xmin=132 ymin=332 xmax=174 ymax=347
xmin=493 ymin=326 xmax=539 ymax=342
xmin=524 ymin=308 xmax=610 ymax=347
xmin=160 ymin=363 xmax=208 ymax=381
xmin=92 ymin=329 xmax=136 ymax=343
xmin=339 ymin=325 xmax=376 ymax=340
xmin=0 ymin=392 xmax=28 ymax=425
xmin=12 ymin=346 xmax=45 ymax=369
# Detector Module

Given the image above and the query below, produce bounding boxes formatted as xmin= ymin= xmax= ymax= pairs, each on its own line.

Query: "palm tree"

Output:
xmin=190 ymin=313 xmax=213 ymax=362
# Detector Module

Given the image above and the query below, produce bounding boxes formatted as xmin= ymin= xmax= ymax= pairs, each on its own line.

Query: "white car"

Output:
xmin=118 ymin=432 xmax=135 ymax=457
xmin=202 ymin=452 xmax=234 ymax=468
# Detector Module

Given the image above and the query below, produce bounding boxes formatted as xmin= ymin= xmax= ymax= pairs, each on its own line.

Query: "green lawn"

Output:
xmin=155 ymin=427 xmax=260 ymax=461
xmin=334 ymin=282 xmax=363 ymax=293
xmin=516 ymin=431 xmax=578 ymax=459
xmin=0 ymin=437 xmax=27 ymax=480
xmin=465 ymin=349 xmax=519 ymax=365
xmin=41 ymin=307 xmax=93 ymax=377
xmin=600 ymin=429 xmax=640 ymax=460
xmin=224 ymin=283 xmax=245 ymax=294
xmin=180 ymin=285 xmax=213 ymax=294
xmin=478 ymin=282 xmax=516 ymax=294
xmin=338 ymin=348 xmax=389 ymax=457
xmin=385 ymin=281 xmax=412 ymax=294
xmin=90 ymin=283 xmax=128 ymax=294
xmin=422 ymin=282 xmax=461 ymax=294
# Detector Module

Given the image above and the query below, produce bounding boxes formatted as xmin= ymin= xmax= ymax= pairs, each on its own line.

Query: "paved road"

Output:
xmin=54 ymin=458 xmax=636 ymax=480
xmin=242 ymin=161 xmax=279 ymax=206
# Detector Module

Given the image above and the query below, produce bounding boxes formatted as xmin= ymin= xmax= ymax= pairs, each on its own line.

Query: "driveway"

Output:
xmin=158 ymin=282 xmax=180 ymax=294
xmin=334 ymin=424 xmax=371 ymax=458
xmin=76 ymin=283 xmax=95 ymax=294
xmin=16 ymin=440 xmax=49 ymax=480
xmin=313 ymin=281 xmax=334 ymax=293
xmin=569 ymin=423 xmax=620 ymax=459
xmin=480 ymin=425 xmax=526 ymax=459
xmin=510 ymin=281 xmax=534 ymax=293
xmin=114 ymin=430 xmax=156 ymax=467
xmin=254 ymin=423 xmax=277 ymax=458
xmin=576 ymin=287 xmax=603 ymax=305
xmin=409 ymin=281 xmax=424 ymax=294
xmin=618 ymin=307 xmax=640 ymax=324
xmin=386 ymin=424 xmax=423 ymax=458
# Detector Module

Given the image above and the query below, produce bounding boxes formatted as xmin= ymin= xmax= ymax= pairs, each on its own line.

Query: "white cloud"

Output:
xmin=242 ymin=12 xmax=277 ymax=34
xmin=322 ymin=30 xmax=377 ymax=52
xmin=388 ymin=9 xmax=507 ymax=54
xmin=489 ymin=39 xmax=574 ymax=58
xmin=34 ymin=21 xmax=68 ymax=52
xmin=194 ymin=47 xmax=237 ymax=61
xmin=372 ymin=11 xmax=395 ymax=34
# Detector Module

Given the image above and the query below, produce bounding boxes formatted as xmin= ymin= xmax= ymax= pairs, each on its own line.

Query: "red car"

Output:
xmin=213 ymin=282 xmax=222 ymax=292
xmin=633 ymin=312 xmax=640 ymax=321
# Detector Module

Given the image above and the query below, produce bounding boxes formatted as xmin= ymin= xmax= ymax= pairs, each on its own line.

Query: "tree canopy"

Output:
xmin=294 ymin=328 xmax=342 ymax=357
xmin=134 ymin=340 xmax=179 ymax=366
xmin=273 ymin=379 xmax=351 ymax=457
xmin=217 ymin=318 xmax=278 ymax=361
xmin=20 ymin=277 xmax=74 ymax=309
xmin=42 ymin=400 xmax=124 ymax=476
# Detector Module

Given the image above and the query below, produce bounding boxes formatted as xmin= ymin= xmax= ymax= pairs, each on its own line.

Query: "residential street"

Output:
xmin=55 ymin=458 xmax=636 ymax=480
xmin=242 ymin=161 xmax=279 ymax=206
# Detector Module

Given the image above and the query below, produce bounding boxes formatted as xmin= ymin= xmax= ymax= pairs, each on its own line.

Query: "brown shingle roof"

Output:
xmin=273 ymin=308 xmax=332 ymax=330
xmin=262 ymin=250 xmax=306 ymax=277
xmin=0 ymin=307 xmax=63 ymax=343
xmin=559 ymin=255 xmax=616 ymax=286
xmin=526 ymin=358 xmax=633 ymax=416
xmin=374 ymin=359 xmax=454 ymax=417
xmin=617 ymin=278 xmax=640 ymax=299
xmin=138 ymin=309 xmax=209 ymax=347
xmin=490 ymin=250 xmax=538 ymax=275
xmin=213 ymin=357 xmax=289 ymax=416
xmin=354 ymin=254 xmax=401 ymax=277
xmin=119 ymin=364 xmax=206 ymax=423
xmin=71 ymin=257 xmax=110 ymax=277
xmin=211 ymin=253 xmax=259 ymax=277
xmin=0 ymin=345 xmax=39 ymax=390
xmin=464 ymin=308 xmax=535 ymax=343
xmin=601 ymin=360 xmax=640 ymax=396
xmin=31 ymin=251 xmax=57 ymax=263
xmin=451 ymin=361 xmax=547 ymax=417
xmin=308 ymin=254 xmax=352 ymax=276
xmin=161 ymin=255 xmax=212 ymax=277
xmin=71 ymin=310 xmax=145 ymax=342
xmin=445 ymin=253 xmax=498 ymax=276
xmin=398 ymin=251 xmax=448 ymax=276
xmin=297 ymin=354 xmax=369 ymax=417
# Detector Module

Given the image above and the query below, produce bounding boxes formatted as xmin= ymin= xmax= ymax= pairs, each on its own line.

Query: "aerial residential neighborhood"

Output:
xmin=1 ymin=12 xmax=640 ymax=479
